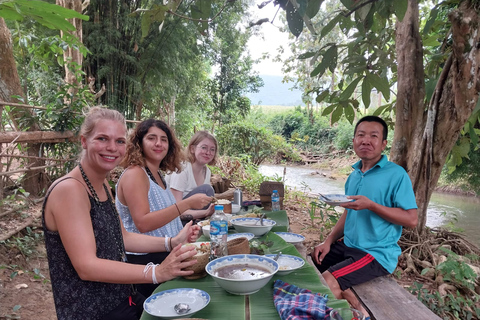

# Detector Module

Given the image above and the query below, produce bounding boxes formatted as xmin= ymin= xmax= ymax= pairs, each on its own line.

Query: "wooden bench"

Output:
xmin=303 ymin=253 xmax=441 ymax=320
xmin=352 ymin=276 xmax=441 ymax=320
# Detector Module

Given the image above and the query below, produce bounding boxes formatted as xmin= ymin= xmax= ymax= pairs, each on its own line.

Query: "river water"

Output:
xmin=259 ymin=165 xmax=480 ymax=246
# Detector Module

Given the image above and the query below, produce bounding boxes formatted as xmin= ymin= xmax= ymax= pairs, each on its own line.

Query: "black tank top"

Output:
xmin=42 ymin=177 xmax=132 ymax=320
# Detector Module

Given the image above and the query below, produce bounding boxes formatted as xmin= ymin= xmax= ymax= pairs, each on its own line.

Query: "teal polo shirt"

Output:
xmin=344 ymin=155 xmax=417 ymax=273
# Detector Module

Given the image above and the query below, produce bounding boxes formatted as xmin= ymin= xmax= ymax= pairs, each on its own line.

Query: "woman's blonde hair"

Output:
xmin=120 ymin=119 xmax=184 ymax=173
xmin=186 ymin=131 xmax=218 ymax=166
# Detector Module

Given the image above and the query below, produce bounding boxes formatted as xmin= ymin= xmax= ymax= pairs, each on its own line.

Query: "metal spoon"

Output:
xmin=274 ymin=251 xmax=282 ymax=261
xmin=255 ymin=213 xmax=265 ymax=226
xmin=174 ymin=303 xmax=191 ymax=315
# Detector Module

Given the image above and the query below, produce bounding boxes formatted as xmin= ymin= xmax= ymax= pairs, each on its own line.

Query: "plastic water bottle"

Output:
xmin=209 ymin=205 xmax=228 ymax=260
xmin=271 ymin=190 xmax=280 ymax=211
xmin=233 ymin=187 xmax=243 ymax=206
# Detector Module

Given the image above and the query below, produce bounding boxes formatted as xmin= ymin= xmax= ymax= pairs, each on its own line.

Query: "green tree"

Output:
xmin=277 ymin=0 xmax=480 ymax=232
xmin=204 ymin=1 xmax=263 ymax=128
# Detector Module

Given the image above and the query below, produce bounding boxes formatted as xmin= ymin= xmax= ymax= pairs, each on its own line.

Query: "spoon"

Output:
xmin=274 ymin=251 xmax=282 ymax=261
xmin=174 ymin=303 xmax=191 ymax=315
xmin=255 ymin=213 xmax=265 ymax=225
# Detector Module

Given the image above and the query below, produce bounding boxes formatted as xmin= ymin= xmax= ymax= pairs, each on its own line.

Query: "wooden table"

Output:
xmin=140 ymin=215 xmax=349 ymax=320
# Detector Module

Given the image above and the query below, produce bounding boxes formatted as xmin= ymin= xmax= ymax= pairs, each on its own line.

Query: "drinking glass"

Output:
xmin=329 ymin=308 xmax=365 ymax=320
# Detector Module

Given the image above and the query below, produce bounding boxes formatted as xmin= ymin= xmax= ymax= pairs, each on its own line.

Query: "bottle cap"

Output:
xmin=214 ymin=205 xmax=224 ymax=210
xmin=273 ymin=190 xmax=277 ymax=192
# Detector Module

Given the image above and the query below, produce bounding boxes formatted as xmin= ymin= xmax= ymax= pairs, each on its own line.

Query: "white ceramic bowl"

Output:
xmin=232 ymin=204 xmax=241 ymax=214
xmin=264 ymin=254 xmax=305 ymax=275
xmin=206 ymin=254 xmax=279 ymax=295
xmin=274 ymin=232 xmax=305 ymax=244
xmin=202 ymin=225 xmax=210 ymax=239
xmin=231 ymin=217 xmax=276 ymax=237
xmin=143 ymin=288 xmax=210 ymax=319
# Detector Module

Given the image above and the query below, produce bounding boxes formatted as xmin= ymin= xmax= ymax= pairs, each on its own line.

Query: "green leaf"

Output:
xmin=356 ymin=2 xmax=372 ymax=21
xmin=393 ymin=0 xmax=408 ymax=22
xmin=320 ymin=14 xmax=342 ymax=40
xmin=310 ymin=45 xmax=337 ymax=78
xmin=321 ymin=104 xmax=336 ymax=116
xmin=423 ymin=35 xmax=441 ymax=47
xmin=298 ymin=51 xmax=316 ymax=59
xmin=331 ymin=105 xmax=343 ymax=124
xmin=423 ymin=8 xmax=439 ymax=35
xmin=0 ymin=7 xmax=23 ymax=20
xmin=365 ymin=71 xmax=390 ymax=101
xmin=345 ymin=104 xmax=355 ymax=124
xmin=339 ymin=0 xmax=356 ymax=10
xmin=362 ymin=76 xmax=372 ymax=108
xmin=316 ymin=90 xmax=330 ymax=103
xmin=306 ymin=0 xmax=323 ymax=19
xmin=286 ymin=1 xmax=304 ymax=37
xmin=340 ymin=77 xmax=362 ymax=100
xmin=295 ymin=0 xmax=308 ymax=18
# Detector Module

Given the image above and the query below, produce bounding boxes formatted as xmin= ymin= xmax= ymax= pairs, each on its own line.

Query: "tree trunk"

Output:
xmin=392 ymin=0 xmax=480 ymax=233
xmin=56 ymin=0 xmax=84 ymax=89
xmin=0 ymin=18 xmax=47 ymax=195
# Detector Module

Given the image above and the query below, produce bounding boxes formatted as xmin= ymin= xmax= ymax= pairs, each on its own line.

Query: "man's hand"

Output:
xmin=313 ymin=242 xmax=331 ymax=265
xmin=341 ymin=195 xmax=372 ymax=211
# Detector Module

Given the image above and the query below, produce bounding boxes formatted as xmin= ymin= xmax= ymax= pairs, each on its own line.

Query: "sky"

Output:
xmin=246 ymin=1 xmax=293 ymax=76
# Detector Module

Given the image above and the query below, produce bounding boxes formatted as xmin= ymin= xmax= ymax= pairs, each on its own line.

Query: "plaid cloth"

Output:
xmin=273 ymin=280 xmax=332 ymax=320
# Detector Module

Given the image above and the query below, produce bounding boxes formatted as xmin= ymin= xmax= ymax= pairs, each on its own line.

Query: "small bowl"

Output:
xmin=227 ymin=233 xmax=255 ymax=242
xmin=202 ymin=225 xmax=210 ymax=239
xmin=232 ymin=204 xmax=241 ymax=214
xmin=231 ymin=218 xmax=276 ymax=237
xmin=182 ymin=242 xmax=210 ymax=279
xmin=264 ymin=254 xmax=305 ymax=275
xmin=205 ymin=254 xmax=279 ymax=295
xmin=143 ymin=288 xmax=210 ymax=319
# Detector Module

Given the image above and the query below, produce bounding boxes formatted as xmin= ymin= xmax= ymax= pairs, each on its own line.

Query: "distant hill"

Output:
xmin=247 ymin=75 xmax=304 ymax=106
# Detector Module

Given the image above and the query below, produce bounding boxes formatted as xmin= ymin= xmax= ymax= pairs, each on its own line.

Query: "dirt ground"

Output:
xmin=0 ymin=168 xmax=336 ymax=320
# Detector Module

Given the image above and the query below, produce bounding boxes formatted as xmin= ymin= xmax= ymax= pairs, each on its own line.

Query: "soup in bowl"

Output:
xmin=205 ymin=254 xmax=279 ymax=295
xmin=231 ymin=218 xmax=276 ymax=237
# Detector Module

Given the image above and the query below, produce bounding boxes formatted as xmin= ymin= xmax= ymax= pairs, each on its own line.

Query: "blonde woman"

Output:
xmin=42 ymin=108 xmax=198 ymax=320
xmin=167 ymin=131 xmax=218 ymax=223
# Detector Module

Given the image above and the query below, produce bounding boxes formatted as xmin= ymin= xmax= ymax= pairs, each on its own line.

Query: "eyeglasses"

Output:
xmin=197 ymin=145 xmax=216 ymax=155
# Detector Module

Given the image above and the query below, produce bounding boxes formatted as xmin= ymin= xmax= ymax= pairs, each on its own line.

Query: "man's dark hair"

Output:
xmin=354 ymin=116 xmax=388 ymax=140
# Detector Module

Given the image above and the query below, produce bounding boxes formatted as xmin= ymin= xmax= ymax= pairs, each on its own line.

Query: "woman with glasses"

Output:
xmin=166 ymin=131 xmax=218 ymax=224
xmin=115 ymin=120 xmax=213 ymax=297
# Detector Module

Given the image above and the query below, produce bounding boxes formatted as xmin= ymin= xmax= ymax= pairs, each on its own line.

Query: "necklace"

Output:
xmin=78 ymin=163 xmax=127 ymax=263
xmin=145 ymin=166 xmax=167 ymax=187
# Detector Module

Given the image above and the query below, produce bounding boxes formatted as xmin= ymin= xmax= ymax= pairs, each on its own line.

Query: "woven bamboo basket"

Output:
xmin=227 ymin=237 xmax=250 ymax=255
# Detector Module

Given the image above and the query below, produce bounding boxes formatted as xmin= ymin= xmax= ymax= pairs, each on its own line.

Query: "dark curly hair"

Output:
xmin=120 ymin=119 xmax=184 ymax=173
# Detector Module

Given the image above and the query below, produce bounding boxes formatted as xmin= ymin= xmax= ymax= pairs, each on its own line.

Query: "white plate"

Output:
xmin=143 ymin=288 xmax=210 ymax=319
xmin=319 ymin=194 xmax=354 ymax=206
xmin=228 ymin=233 xmax=255 ymax=241
xmin=274 ymin=232 xmax=305 ymax=244
xmin=265 ymin=254 xmax=305 ymax=275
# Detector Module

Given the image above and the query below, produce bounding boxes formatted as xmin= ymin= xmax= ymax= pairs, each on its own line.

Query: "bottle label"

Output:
xmin=210 ymin=220 xmax=228 ymax=235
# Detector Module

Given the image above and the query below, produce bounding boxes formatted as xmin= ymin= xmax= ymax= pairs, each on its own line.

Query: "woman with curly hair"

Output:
xmin=115 ymin=119 xmax=212 ymax=296
xmin=166 ymin=131 xmax=218 ymax=223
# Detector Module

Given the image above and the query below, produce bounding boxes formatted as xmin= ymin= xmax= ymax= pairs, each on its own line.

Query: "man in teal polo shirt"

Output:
xmin=311 ymin=116 xmax=418 ymax=319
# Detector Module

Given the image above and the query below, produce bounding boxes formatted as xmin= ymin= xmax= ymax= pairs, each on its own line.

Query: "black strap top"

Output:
xmin=42 ymin=177 xmax=132 ymax=320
